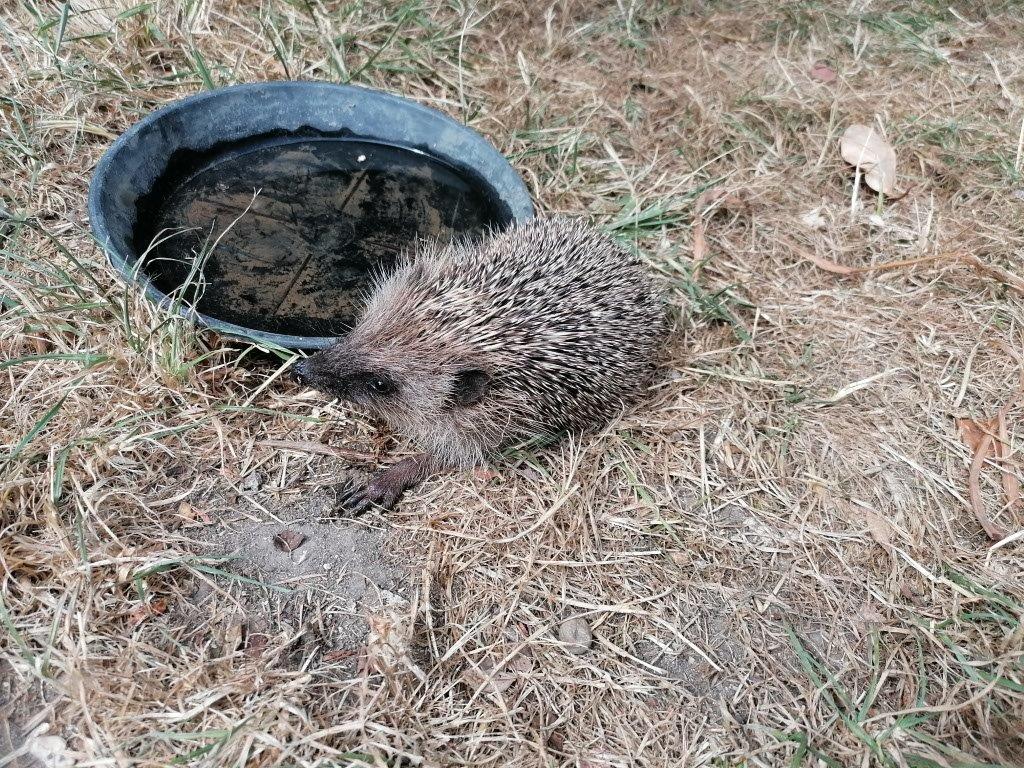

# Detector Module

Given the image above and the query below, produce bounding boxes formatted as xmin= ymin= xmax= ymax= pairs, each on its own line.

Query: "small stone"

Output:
xmin=27 ymin=733 xmax=74 ymax=768
xmin=558 ymin=617 xmax=592 ymax=655
xmin=800 ymin=207 xmax=828 ymax=231
xmin=273 ymin=529 xmax=306 ymax=552
xmin=239 ymin=471 xmax=261 ymax=494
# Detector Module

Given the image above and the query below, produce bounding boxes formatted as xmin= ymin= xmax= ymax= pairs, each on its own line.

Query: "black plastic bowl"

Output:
xmin=88 ymin=81 xmax=534 ymax=350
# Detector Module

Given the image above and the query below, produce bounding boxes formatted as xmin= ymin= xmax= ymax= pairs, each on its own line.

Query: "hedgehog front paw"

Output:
xmin=333 ymin=454 xmax=434 ymax=515
xmin=334 ymin=475 xmax=401 ymax=515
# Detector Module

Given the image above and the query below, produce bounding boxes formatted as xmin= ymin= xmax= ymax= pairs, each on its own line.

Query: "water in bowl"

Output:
xmin=133 ymin=136 xmax=509 ymax=339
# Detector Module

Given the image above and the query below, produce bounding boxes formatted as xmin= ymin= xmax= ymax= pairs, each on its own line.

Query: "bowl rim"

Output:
xmin=88 ymin=80 xmax=535 ymax=351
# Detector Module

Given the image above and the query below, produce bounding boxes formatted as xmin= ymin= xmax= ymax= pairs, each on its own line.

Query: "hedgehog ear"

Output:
xmin=452 ymin=368 xmax=491 ymax=407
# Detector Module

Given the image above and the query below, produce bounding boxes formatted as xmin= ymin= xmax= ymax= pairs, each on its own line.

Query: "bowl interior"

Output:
xmin=89 ymin=82 xmax=534 ymax=350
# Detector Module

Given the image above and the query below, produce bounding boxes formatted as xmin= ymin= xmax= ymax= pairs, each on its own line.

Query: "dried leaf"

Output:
xmin=128 ymin=597 xmax=167 ymax=627
xmin=366 ymin=595 xmax=424 ymax=680
xmin=966 ymin=432 xmax=1008 ymax=541
xmin=669 ymin=550 xmax=693 ymax=566
xmin=558 ymin=617 xmax=593 ymax=655
xmin=861 ymin=507 xmax=894 ymax=547
xmin=692 ymin=216 xmax=708 ymax=264
xmin=243 ymin=632 xmax=269 ymax=658
xmin=957 ymin=417 xmax=995 ymax=455
xmin=273 ymin=529 xmax=307 ymax=552
xmin=854 ymin=601 xmax=885 ymax=636
xmin=810 ymin=62 xmax=837 ymax=83
xmin=997 ymin=411 xmax=1020 ymax=509
xmin=959 ymin=412 xmax=1017 ymax=540
xmin=840 ymin=124 xmax=900 ymax=196
xmin=801 ymin=250 xmax=858 ymax=275
xmin=795 ymin=241 xmax=980 ymax=279
xmin=465 ymin=655 xmax=517 ymax=693
xmin=960 ymin=252 xmax=1024 ymax=295
xmin=177 ymin=500 xmax=212 ymax=525
xmin=691 ymin=189 xmax=717 ymax=270
xmin=690 ymin=188 xmax=748 ymax=275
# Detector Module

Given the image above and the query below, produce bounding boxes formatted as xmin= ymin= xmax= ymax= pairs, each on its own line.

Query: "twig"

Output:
xmin=263 ymin=440 xmax=376 ymax=463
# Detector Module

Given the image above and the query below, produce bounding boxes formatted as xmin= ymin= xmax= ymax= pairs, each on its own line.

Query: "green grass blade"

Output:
xmin=3 ymin=391 xmax=71 ymax=467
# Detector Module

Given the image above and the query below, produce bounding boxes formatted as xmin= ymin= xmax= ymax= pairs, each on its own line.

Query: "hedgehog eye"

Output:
xmin=362 ymin=374 xmax=398 ymax=398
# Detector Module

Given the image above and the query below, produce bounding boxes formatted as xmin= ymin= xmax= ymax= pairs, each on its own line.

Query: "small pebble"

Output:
xmin=558 ymin=617 xmax=592 ymax=655
xmin=239 ymin=471 xmax=261 ymax=494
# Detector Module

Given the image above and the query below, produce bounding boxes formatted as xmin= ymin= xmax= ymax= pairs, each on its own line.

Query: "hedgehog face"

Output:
xmin=291 ymin=351 xmax=401 ymax=409
xmin=292 ymin=345 xmax=491 ymax=419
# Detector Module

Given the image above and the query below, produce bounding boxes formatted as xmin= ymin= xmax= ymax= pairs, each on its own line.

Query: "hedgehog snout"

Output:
xmin=291 ymin=357 xmax=316 ymax=387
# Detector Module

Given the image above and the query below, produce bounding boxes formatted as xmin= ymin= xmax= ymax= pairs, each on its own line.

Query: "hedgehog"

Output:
xmin=291 ymin=216 xmax=665 ymax=512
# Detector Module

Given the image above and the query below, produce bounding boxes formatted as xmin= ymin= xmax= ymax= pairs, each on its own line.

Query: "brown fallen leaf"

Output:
xmin=958 ymin=389 xmax=1021 ymax=540
xmin=690 ymin=189 xmax=719 ymax=274
xmin=465 ymin=655 xmax=516 ymax=694
xmin=799 ymin=250 xmax=859 ymax=276
xmin=957 ymin=417 xmax=996 ymax=455
xmin=669 ymin=550 xmax=693 ymax=567
xmin=810 ymin=62 xmax=837 ymax=83
xmin=966 ymin=430 xmax=1008 ymax=541
xmin=840 ymin=124 xmax=902 ymax=196
xmin=861 ymin=507 xmax=894 ymax=548
xmin=464 ymin=651 xmax=532 ymax=695
xmin=692 ymin=215 xmax=708 ymax=266
xmin=853 ymin=601 xmax=885 ymax=637
xmin=128 ymin=597 xmax=168 ymax=627
xmin=176 ymin=500 xmax=212 ymax=525
xmin=794 ymin=241 xmax=1024 ymax=298
xmin=273 ymin=529 xmax=307 ymax=552
xmin=244 ymin=634 xmax=268 ymax=657
xmin=690 ymin=188 xmax=748 ymax=277
xmin=997 ymin=410 xmax=1020 ymax=510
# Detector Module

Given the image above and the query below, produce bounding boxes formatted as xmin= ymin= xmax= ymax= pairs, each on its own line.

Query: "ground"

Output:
xmin=1 ymin=1 xmax=1023 ymax=766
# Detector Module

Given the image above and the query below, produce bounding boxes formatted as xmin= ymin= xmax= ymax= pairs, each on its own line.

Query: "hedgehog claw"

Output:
xmin=333 ymin=454 xmax=434 ymax=516
xmin=333 ymin=478 xmax=376 ymax=515
xmin=333 ymin=476 xmax=398 ymax=515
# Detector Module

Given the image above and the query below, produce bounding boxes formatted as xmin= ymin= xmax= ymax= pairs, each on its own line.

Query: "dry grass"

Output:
xmin=2 ymin=1 xmax=1024 ymax=766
